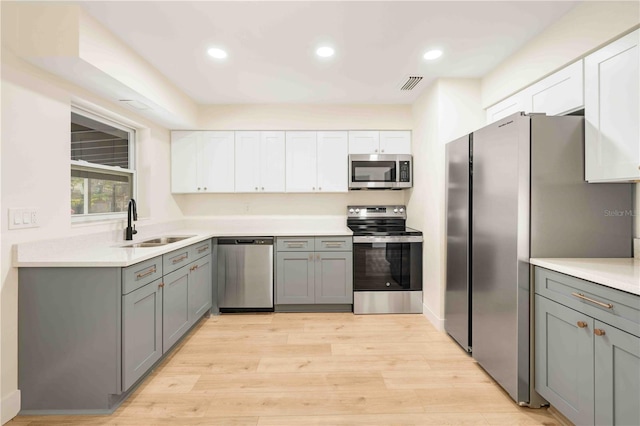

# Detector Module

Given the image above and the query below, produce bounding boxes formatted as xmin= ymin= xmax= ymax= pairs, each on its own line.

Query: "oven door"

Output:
xmin=352 ymin=236 xmax=423 ymax=291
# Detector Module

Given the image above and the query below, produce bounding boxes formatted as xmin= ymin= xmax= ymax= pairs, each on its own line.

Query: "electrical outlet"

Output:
xmin=9 ymin=208 xmax=40 ymax=230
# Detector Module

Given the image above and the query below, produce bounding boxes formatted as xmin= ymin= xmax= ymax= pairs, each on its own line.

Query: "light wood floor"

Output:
xmin=13 ymin=313 xmax=565 ymax=425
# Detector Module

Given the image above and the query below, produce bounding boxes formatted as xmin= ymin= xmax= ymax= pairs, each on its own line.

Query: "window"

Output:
xmin=71 ymin=108 xmax=135 ymax=221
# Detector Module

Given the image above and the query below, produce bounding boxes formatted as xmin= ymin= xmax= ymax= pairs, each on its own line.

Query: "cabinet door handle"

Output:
xmin=381 ymin=149 xmax=385 ymax=153
xmin=374 ymin=149 xmax=378 ymax=153
xmin=316 ymin=254 xmax=320 ymax=261
xmin=172 ymin=255 xmax=188 ymax=264
xmin=571 ymin=292 xmax=613 ymax=309
xmin=577 ymin=321 xmax=588 ymax=328
xmin=594 ymin=329 xmax=606 ymax=336
xmin=197 ymin=246 xmax=209 ymax=253
xmin=255 ymin=187 xmax=258 ymax=191
xmin=203 ymin=187 xmax=207 ymax=191
xmin=197 ymin=187 xmax=201 ymax=191
xmin=190 ymin=265 xmax=199 ymax=272
xmin=261 ymin=187 xmax=264 ymax=191
xmin=158 ymin=282 xmax=165 ymax=288
xmin=312 ymin=187 xmax=315 ymax=191
xmin=309 ymin=254 xmax=313 ymax=261
xmin=136 ymin=268 xmax=156 ymax=279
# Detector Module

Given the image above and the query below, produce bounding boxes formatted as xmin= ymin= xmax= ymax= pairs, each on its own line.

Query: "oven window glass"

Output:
xmin=353 ymin=243 xmax=413 ymax=291
xmin=351 ymin=161 xmax=396 ymax=182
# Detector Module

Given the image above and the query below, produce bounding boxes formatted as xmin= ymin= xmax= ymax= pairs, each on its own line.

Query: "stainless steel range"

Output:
xmin=347 ymin=205 xmax=423 ymax=314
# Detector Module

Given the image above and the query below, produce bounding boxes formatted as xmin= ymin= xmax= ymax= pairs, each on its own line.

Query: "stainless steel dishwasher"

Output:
xmin=217 ymin=238 xmax=274 ymax=312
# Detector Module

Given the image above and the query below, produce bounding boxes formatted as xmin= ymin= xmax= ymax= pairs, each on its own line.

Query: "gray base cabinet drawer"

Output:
xmin=314 ymin=236 xmax=352 ymax=252
xmin=191 ymin=239 xmax=212 ymax=261
xmin=122 ymin=278 xmax=163 ymax=391
xmin=276 ymin=237 xmax=314 ymax=251
xmin=534 ymin=266 xmax=640 ymax=426
xmin=535 ymin=267 xmax=640 ymax=337
xmin=163 ymin=247 xmax=192 ymax=275
xmin=122 ymin=256 xmax=162 ymax=294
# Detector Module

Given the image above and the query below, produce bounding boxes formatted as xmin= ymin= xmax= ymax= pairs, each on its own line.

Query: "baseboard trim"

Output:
xmin=1 ymin=390 xmax=21 ymax=425
xmin=422 ymin=303 xmax=445 ymax=331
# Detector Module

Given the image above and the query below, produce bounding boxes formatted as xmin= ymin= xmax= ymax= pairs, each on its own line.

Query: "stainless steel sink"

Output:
xmin=121 ymin=235 xmax=196 ymax=248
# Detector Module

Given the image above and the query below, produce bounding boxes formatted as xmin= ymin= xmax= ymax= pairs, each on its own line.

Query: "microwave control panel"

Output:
xmin=399 ymin=161 xmax=411 ymax=182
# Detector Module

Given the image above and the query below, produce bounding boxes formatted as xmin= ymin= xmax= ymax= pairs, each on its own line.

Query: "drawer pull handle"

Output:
xmin=136 ymin=268 xmax=156 ymax=279
xmin=197 ymin=246 xmax=209 ymax=253
xmin=324 ymin=243 xmax=343 ymax=247
xmin=571 ymin=292 xmax=613 ymax=309
xmin=594 ymin=329 xmax=606 ymax=336
xmin=287 ymin=243 xmax=305 ymax=248
xmin=577 ymin=321 xmax=588 ymax=328
xmin=172 ymin=255 xmax=188 ymax=264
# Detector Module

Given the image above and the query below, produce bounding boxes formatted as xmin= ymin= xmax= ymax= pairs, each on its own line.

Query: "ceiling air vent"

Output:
xmin=399 ymin=76 xmax=423 ymax=91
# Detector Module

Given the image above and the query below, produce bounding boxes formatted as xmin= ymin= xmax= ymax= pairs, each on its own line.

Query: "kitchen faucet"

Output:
xmin=125 ymin=199 xmax=138 ymax=240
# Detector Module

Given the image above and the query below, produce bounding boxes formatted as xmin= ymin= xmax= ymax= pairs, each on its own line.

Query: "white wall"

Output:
xmin=0 ymin=51 xmax=182 ymax=423
xmin=406 ymin=79 xmax=484 ymax=329
xmin=175 ymin=104 xmax=413 ymax=217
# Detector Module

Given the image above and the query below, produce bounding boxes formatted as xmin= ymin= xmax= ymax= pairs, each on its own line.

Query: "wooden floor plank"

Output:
xmin=12 ymin=313 xmax=561 ymax=425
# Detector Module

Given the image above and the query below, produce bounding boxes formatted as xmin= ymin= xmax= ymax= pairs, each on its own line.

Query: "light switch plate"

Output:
xmin=634 ymin=238 xmax=640 ymax=259
xmin=9 ymin=208 xmax=39 ymax=230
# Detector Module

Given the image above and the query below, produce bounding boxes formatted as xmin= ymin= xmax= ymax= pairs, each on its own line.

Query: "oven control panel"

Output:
xmin=347 ymin=205 xmax=406 ymax=218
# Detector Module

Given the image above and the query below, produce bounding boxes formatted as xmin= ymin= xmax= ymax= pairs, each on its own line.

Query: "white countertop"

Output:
xmin=13 ymin=217 xmax=353 ymax=268
xmin=530 ymin=258 xmax=640 ymax=296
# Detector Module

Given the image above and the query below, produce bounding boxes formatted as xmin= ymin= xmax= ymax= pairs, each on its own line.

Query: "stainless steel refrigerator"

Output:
xmin=445 ymin=133 xmax=472 ymax=353
xmin=445 ymin=112 xmax=633 ymax=406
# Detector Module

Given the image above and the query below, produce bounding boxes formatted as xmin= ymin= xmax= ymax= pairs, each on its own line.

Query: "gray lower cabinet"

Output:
xmin=275 ymin=236 xmax=353 ymax=309
xmin=190 ymin=254 xmax=213 ymax=319
xmin=162 ymin=265 xmax=191 ymax=353
xmin=276 ymin=252 xmax=315 ymax=304
xmin=18 ymin=239 xmax=214 ymax=413
xmin=122 ymin=278 xmax=163 ymax=391
xmin=534 ymin=266 xmax=640 ymax=426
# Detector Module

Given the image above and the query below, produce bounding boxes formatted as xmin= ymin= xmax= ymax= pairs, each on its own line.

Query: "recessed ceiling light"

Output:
xmin=316 ymin=46 xmax=335 ymax=58
xmin=207 ymin=47 xmax=228 ymax=59
xmin=423 ymin=49 xmax=443 ymax=61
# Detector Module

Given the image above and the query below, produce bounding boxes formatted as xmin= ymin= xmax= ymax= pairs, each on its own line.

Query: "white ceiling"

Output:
xmin=79 ymin=1 xmax=579 ymax=105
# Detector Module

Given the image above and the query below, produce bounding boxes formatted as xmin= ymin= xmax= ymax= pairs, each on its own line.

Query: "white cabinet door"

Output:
xmin=486 ymin=93 xmax=526 ymax=124
xmin=379 ymin=131 xmax=411 ymax=154
xmin=171 ymin=131 xmax=199 ymax=193
xmin=526 ymin=60 xmax=584 ymax=116
xmin=201 ymin=131 xmax=235 ymax=192
xmin=585 ymin=29 xmax=640 ymax=182
xmin=348 ymin=131 xmax=380 ymax=154
xmin=286 ymin=132 xmax=317 ymax=192
xmin=234 ymin=131 xmax=261 ymax=192
xmin=260 ymin=131 xmax=285 ymax=192
xmin=317 ymin=131 xmax=348 ymax=192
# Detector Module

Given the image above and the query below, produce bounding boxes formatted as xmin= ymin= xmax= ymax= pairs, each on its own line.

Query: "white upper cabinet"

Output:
xmin=585 ymin=29 xmax=640 ymax=182
xmin=286 ymin=132 xmax=318 ymax=192
xmin=348 ymin=130 xmax=411 ymax=154
xmin=317 ymin=131 xmax=348 ymax=192
xmin=171 ymin=131 xmax=234 ymax=193
xmin=485 ymin=92 xmax=528 ymax=124
xmin=286 ymin=131 xmax=348 ymax=192
xmin=171 ymin=131 xmax=199 ymax=193
xmin=379 ymin=131 xmax=411 ymax=154
xmin=525 ymin=60 xmax=584 ymax=116
xmin=259 ymin=132 xmax=286 ymax=192
xmin=200 ymin=131 xmax=235 ymax=192
xmin=486 ymin=61 xmax=584 ymax=124
xmin=348 ymin=131 xmax=379 ymax=154
xmin=235 ymin=131 xmax=285 ymax=192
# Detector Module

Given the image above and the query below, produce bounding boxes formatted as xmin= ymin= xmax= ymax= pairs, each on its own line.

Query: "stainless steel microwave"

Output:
xmin=348 ymin=154 xmax=412 ymax=190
